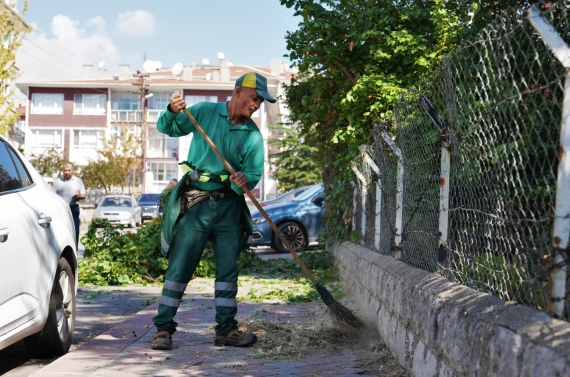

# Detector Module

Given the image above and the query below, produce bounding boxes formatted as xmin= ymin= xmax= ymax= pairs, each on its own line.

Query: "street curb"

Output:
xmin=31 ymin=301 xmax=160 ymax=376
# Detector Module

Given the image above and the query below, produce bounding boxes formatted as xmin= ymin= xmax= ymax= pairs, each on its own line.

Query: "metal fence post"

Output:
xmin=380 ymin=130 xmax=404 ymax=259
xmin=364 ymin=152 xmax=382 ymax=251
xmin=527 ymin=5 xmax=570 ymax=318
xmin=352 ymin=165 xmax=367 ymax=244
xmin=419 ymin=96 xmax=452 ymax=267
xmin=350 ymin=180 xmax=357 ymax=232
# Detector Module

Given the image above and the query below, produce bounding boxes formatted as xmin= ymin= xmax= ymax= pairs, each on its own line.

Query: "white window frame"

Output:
xmin=29 ymin=129 xmax=63 ymax=148
xmin=146 ymin=161 xmax=178 ymax=182
xmin=74 ymin=94 xmax=107 ymax=115
xmin=31 ymin=93 xmax=64 ymax=115
xmin=184 ymin=95 xmax=218 ymax=107
xmin=72 ymin=129 xmax=105 ymax=149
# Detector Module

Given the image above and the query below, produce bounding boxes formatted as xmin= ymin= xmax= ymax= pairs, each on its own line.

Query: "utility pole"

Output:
xmin=134 ymin=73 xmax=150 ymax=193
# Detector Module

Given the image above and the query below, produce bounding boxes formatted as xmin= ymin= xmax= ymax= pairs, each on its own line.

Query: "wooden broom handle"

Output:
xmin=182 ymin=108 xmax=317 ymax=285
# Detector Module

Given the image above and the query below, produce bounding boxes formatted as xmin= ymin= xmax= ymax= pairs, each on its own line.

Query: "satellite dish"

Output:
xmin=205 ymin=72 xmax=212 ymax=80
xmin=143 ymin=60 xmax=155 ymax=73
xmin=217 ymin=52 xmax=225 ymax=59
xmin=98 ymin=60 xmax=105 ymax=69
xmin=202 ymin=58 xmax=209 ymax=65
xmin=171 ymin=62 xmax=183 ymax=76
xmin=155 ymin=61 xmax=163 ymax=70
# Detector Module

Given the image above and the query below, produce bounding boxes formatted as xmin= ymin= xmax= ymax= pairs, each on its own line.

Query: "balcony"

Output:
xmin=110 ymin=110 xmax=141 ymax=123
xmin=147 ymin=138 xmax=179 ymax=159
xmin=147 ymin=110 xmax=162 ymax=123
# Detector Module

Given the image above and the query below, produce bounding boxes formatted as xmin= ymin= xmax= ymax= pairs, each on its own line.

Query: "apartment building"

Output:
xmin=16 ymin=59 xmax=294 ymax=199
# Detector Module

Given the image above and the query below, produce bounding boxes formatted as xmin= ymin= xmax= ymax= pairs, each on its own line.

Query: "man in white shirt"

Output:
xmin=53 ymin=162 xmax=86 ymax=247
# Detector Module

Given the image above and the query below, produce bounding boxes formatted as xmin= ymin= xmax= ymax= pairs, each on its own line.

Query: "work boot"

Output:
xmin=151 ymin=331 xmax=172 ymax=350
xmin=215 ymin=325 xmax=257 ymax=347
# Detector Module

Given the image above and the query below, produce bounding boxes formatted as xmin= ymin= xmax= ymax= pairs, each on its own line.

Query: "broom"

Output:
xmin=182 ymin=108 xmax=367 ymax=333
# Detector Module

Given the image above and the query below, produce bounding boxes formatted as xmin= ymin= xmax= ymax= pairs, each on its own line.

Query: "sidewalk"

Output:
xmin=32 ymin=279 xmax=401 ymax=377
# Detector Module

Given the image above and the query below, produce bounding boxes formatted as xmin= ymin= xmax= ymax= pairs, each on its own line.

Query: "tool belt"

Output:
xmin=179 ymin=186 xmax=238 ymax=215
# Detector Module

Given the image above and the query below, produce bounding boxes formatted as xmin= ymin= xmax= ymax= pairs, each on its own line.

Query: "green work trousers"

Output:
xmin=153 ymin=195 xmax=241 ymax=335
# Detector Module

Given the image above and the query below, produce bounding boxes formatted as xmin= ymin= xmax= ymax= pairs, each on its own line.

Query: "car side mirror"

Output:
xmin=312 ymin=193 xmax=325 ymax=207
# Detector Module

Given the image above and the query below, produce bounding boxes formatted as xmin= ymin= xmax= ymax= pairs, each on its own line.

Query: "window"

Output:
xmin=100 ymin=197 xmax=132 ymax=207
xmin=111 ymin=93 xmax=139 ymax=110
xmin=148 ymin=93 xmax=170 ymax=110
xmin=29 ymin=129 xmax=63 ymax=148
xmin=73 ymin=130 xmax=104 ymax=149
xmin=0 ymin=141 xmax=23 ymax=193
xmin=74 ymin=94 xmax=106 ymax=115
xmin=147 ymin=162 xmax=178 ymax=182
xmin=7 ymin=147 xmax=33 ymax=187
xmin=31 ymin=93 xmax=64 ymax=114
xmin=184 ymin=95 xmax=218 ymax=107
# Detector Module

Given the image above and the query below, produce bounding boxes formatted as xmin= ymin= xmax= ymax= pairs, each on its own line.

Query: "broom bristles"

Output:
xmin=328 ymin=301 xmax=368 ymax=333
xmin=315 ymin=283 xmax=367 ymax=333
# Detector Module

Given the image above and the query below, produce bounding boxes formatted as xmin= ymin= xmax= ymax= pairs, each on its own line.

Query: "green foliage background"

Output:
xmin=279 ymin=0 xmax=533 ymax=240
xmin=268 ymin=123 xmax=321 ymax=192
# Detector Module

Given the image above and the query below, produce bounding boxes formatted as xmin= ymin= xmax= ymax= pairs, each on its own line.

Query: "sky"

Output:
xmin=15 ymin=0 xmax=301 ymax=81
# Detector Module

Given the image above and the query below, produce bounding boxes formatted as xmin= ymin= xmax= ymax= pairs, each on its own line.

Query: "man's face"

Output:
xmin=63 ymin=164 xmax=73 ymax=180
xmin=237 ymin=87 xmax=264 ymax=118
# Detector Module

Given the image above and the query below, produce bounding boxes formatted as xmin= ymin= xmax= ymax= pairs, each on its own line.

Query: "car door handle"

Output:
xmin=0 ymin=226 xmax=9 ymax=242
xmin=38 ymin=214 xmax=53 ymax=228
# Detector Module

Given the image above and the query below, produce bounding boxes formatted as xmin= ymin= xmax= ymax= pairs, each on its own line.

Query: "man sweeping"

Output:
xmin=152 ymin=72 xmax=276 ymax=350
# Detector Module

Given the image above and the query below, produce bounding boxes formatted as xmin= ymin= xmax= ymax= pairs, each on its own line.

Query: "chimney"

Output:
xmin=98 ymin=68 xmax=107 ymax=79
xmin=190 ymin=58 xmax=196 ymax=70
xmin=213 ymin=69 xmax=220 ymax=81
xmin=182 ymin=65 xmax=192 ymax=81
xmin=118 ymin=64 xmax=130 ymax=80
xmin=270 ymin=59 xmax=282 ymax=75
xmin=220 ymin=59 xmax=230 ymax=82
xmin=83 ymin=64 xmax=93 ymax=79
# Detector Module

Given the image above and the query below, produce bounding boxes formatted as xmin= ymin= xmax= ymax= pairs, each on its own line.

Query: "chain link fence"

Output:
xmin=351 ymin=3 xmax=569 ymax=319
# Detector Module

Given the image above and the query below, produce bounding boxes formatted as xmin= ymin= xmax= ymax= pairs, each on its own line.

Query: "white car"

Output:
xmin=93 ymin=195 xmax=142 ymax=228
xmin=0 ymin=136 xmax=78 ymax=357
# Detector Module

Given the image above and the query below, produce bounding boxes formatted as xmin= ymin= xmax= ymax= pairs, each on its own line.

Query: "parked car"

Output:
xmin=260 ymin=184 xmax=317 ymax=208
xmin=137 ymin=193 xmax=161 ymax=222
xmin=93 ymin=195 xmax=142 ymax=228
xmin=0 ymin=136 xmax=78 ymax=357
xmin=250 ymin=183 xmax=325 ymax=253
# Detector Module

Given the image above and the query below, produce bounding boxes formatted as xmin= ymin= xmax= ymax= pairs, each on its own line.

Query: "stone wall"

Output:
xmin=329 ymin=241 xmax=570 ymax=377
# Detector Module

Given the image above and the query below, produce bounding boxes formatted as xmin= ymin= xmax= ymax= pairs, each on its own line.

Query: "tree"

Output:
xmin=0 ymin=1 xmax=29 ymax=136
xmin=81 ymin=122 xmax=142 ymax=193
xmin=279 ymin=0 xmax=533 ymax=238
xmin=27 ymin=146 xmax=65 ymax=179
xmin=268 ymin=123 xmax=320 ymax=192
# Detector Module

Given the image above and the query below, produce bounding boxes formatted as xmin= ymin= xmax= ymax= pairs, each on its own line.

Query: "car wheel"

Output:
xmin=24 ymin=257 xmax=76 ymax=358
xmin=273 ymin=221 xmax=306 ymax=253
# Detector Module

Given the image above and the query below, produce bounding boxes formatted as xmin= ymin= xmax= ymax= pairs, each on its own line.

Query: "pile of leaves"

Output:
xmin=79 ymin=218 xmax=340 ymax=306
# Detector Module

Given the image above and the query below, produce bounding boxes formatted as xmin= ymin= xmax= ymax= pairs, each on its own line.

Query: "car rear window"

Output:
xmin=100 ymin=197 xmax=132 ymax=207
xmin=138 ymin=194 xmax=160 ymax=202
xmin=293 ymin=184 xmax=323 ymax=202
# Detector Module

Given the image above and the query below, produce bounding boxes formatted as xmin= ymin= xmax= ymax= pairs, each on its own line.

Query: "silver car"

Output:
xmin=93 ymin=195 xmax=142 ymax=228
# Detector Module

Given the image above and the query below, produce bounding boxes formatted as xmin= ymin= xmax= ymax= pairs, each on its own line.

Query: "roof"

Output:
xmin=16 ymin=64 xmax=294 ymax=91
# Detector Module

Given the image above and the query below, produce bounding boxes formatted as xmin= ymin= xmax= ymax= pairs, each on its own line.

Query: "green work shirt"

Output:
xmin=157 ymin=102 xmax=264 ymax=195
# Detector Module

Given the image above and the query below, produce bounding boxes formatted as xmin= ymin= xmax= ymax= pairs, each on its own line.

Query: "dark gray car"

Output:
xmin=137 ymin=193 xmax=161 ymax=222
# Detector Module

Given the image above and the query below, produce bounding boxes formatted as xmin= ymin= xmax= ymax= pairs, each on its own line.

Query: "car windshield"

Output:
xmin=100 ymin=197 xmax=132 ymax=207
xmin=138 ymin=194 xmax=160 ymax=202
xmin=293 ymin=184 xmax=323 ymax=202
